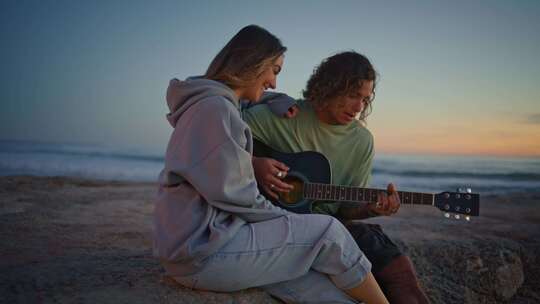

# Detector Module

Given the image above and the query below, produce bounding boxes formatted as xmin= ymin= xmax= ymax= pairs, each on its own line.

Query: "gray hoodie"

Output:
xmin=153 ymin=78 xmax=289 ymax=275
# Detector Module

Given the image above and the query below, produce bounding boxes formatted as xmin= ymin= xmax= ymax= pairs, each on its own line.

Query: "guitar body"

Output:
xmin=253 ymin=139 xmax=331 ymax=213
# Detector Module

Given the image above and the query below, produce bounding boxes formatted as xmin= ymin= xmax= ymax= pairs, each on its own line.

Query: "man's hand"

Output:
xmin=368 ymin=183 xmax=401 ymax=216
xmin=252 ymin=156 xmax=294 ymax=199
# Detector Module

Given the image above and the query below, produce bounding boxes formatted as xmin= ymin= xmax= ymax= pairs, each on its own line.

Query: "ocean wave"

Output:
xmin=0 ymin=140 xmax=164 ymax=163
xmin=372 ymin=168 xmax=540 ymax=181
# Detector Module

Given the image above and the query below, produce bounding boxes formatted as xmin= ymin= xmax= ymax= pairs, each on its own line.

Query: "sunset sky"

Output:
xmin=1 ymin=0 xmax=539 ymax=157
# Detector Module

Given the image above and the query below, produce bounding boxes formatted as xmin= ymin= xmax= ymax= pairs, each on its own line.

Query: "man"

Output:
xmin=244 ymin=51 xmax=429 ymax=303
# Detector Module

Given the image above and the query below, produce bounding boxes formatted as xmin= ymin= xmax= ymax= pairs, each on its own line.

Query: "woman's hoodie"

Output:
xmin=153 ymin=78 xmax=289 ymax=276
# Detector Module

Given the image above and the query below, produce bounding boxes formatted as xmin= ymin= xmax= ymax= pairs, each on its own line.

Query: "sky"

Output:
xmin=1 ymin=0 xmax=539 ymax=157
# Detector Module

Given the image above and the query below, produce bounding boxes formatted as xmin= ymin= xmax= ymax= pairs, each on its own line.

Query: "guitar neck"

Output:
xmin=304 ymin=182 xmax=434 ymax=206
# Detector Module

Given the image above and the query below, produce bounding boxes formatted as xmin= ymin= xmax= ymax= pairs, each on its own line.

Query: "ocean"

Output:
xmin=1 ymin=140 xmax=539 ymax=195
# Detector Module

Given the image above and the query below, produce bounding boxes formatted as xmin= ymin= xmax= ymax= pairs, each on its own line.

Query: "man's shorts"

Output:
xmin=345 ymin=222 xmax=403 ymax=273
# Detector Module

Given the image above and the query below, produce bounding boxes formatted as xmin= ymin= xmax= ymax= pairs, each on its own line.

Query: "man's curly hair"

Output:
xmin=303 ymin=51 xmax=377 ymax=122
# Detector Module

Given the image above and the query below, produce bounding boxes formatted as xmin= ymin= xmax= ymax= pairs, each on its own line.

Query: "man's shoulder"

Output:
xmin=349 ymin=122 xmax=374 ymax=141
xmin=296 ymin=99 xmax=313 ymax=111
xmin=243 ymin=102 xmax=282 ymax=130
xmin=244 ymin=101 xmax=274 ymax=117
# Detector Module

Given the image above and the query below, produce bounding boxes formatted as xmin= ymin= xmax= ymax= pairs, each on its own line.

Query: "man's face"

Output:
xmin=316 ymin=80 xmax=374 ymax=125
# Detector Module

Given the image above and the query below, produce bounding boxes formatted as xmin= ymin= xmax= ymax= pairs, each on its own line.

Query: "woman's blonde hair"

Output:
xmin=205 ymin=25 xmax=286 ymax=89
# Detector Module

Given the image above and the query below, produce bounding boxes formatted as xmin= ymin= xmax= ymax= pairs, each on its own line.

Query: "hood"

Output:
xmin=165 ymin=77 xmax=239 ymax=127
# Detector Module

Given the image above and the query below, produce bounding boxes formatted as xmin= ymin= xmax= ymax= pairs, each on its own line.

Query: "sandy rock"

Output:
xmin=392 ymin=237 xmax=524 ymax=303
xmin=1 ymin=176 xmax=539 ymax=303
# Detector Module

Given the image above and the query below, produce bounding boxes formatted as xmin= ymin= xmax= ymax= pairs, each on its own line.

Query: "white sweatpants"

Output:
xmin=169 ymin=213 xmax=371 ymax=301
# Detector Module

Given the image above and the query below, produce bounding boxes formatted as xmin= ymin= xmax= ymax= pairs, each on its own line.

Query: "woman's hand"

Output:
xmin=368 ymin=183 xmax=401 ymax=216
xmin=252 ymin=156 xmax=294 ymax=199
xmin=283 ymin=105 xmax=299 ymax=118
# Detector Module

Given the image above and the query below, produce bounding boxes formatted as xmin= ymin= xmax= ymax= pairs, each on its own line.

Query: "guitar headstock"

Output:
xmin=434 ymin=188 xmax=480 ymax=221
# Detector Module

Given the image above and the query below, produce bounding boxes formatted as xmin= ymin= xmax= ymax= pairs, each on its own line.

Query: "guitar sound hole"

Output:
xmin=278 ymin=176 xmax=305 ymax=206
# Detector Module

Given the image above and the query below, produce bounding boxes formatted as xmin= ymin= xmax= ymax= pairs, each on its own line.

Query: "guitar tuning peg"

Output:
xmin=456 ymin=188 xmax=463 ymax=193
xmin=454 ymin=214 xmax=461 ymax=220
xmin=466 ymin=188 xmax=472 ymax=193
xmin=444 ymin=212 xmax=450 ymax=218
xmin=465 ymin=216 xmax=471 ymax=221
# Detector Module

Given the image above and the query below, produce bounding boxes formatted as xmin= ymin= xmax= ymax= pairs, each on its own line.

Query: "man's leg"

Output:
xmin=346 ymin=222 xmax=429 ymax=304
xmin=375 ymin=255 xmax=429 ymax=304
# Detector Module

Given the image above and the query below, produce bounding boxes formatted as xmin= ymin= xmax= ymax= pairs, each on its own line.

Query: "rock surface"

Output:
xmin=1 ymin=176 xmax=539 ymax=303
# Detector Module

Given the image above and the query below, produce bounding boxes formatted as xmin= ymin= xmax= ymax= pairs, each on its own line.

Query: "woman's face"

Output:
xmin=316 ymin=80 xmax=374 ymax=125
xmin=243 ymin=55 xmax=284 ymax=102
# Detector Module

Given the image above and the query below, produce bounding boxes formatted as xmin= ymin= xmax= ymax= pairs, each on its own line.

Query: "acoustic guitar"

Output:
xmin=253 ymin=139 xmax=480 ymax=220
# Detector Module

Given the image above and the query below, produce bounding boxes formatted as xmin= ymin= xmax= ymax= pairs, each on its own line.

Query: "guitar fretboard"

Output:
xmin=304 ymin=182 xmax=434 ymax=206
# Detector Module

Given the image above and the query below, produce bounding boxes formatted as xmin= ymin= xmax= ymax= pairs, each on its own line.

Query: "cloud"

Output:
xmin=527 ymin=113 xmax=540 ymax=124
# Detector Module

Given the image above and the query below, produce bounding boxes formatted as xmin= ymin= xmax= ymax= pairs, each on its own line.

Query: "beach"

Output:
xmin=1 ymin=176 xmax=539 ymax=303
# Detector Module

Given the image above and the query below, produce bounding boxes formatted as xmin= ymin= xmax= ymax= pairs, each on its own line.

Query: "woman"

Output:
xmin=153 ymin=25 xmax=388 ymax=304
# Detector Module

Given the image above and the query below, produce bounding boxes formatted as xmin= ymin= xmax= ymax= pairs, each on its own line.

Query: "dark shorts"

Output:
xmin=345 ymin=222 xmax=403 ymax=273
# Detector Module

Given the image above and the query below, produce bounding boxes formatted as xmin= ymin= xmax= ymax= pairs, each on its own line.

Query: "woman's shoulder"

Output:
xmin=179 ymin=96 xmax=244 ymax=134
xmin=194 ymin=95 xmax=241 ymax=116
